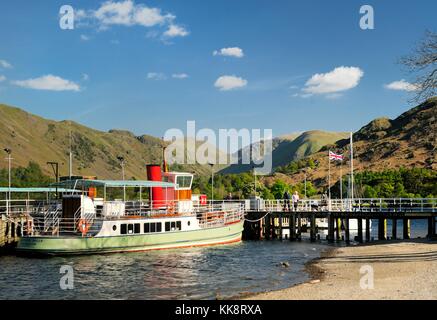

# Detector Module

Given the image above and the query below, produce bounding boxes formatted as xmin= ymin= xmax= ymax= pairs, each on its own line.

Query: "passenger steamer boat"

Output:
xmin=16 ymin=165 xmax=244 ymax=256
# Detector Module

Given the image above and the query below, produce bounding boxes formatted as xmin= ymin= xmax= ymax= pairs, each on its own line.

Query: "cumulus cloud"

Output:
xmin=214 ymin=75 xmax=247 ymax=91
xmin=0 ymin=59 xmax=12 ymax=69
xmin=163 ymin=24 xmax=189 ymax=38
xmin=77 ymin=0 xmax=187 ymax=38
xmin=12 ymin=75 xmax=80 ymax=92
xmin=147 ymin=72 xmax=166 ymax=80
xmin=303 ymin=66 xmax=364 ymax=95
xmin=213 ymin=47 xmax=244 ymax=58
xmin=172 ymin=73 xmax=189 ymax=79
xmin=385 ymin=79 xmax=419 ymax=92
xmin=0 ymin=75 xmax=6 ymax=82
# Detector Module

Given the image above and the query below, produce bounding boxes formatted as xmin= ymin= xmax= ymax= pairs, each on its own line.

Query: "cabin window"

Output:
xmin=112 ymin=225 xmax=117 ymax=231
xmin=187 ymin=221 xmax=191 ymax=226
xmin=128 ymin=224 xmax=134 ymax=234
xmin=165 ymin=222 xmax=171 ymax=232
xmin=176 ymin=221 xmax=181 ymax=230
xmin=144 ymin=222 xmax=162 ymax=233
xmin=176 ymin=175 xmax=192 ymax=189
xmin=121 ymin=224 xmax=127 ymax=235
xmin=134 ymin=223 xmax=140 ymax=234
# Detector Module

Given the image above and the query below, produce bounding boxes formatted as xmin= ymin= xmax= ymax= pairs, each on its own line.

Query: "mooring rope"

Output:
xmin=244 ymin=211 xmax=270 ymax=223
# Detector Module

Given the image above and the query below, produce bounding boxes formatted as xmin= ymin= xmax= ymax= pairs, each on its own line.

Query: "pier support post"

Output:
xmin=403 ymin=219 xmax=410 ymax=240
xmin=279 ymin=215 xmax=283 ymax=241
xmin=427 ymin=217 xmax=436 ymax=239
xmin=328 ymin=216 xmax=335 ymax=243
xmin=345 ymin=219 xmax=350 ymax=244
xmin=310 ymin=214 xmax=316 ymax=242
xmin=264 ymin=214 xmax=271 ymax=240
xmin=365 ymin=218 xmax=371 ymax=242
xmin=357 ymin=219 xmax=363 ymax=243
xmin=335 ymin=218 xmax=341 ymax=241
xmin=378 ymin=218 xmax=387 ymax=240
xmin=392 ymin=218 xmax=397 ymax=240
xmin=297 ymin=214 xmax=302 ymax=241
xmin=289 ymin=214 xmax=296 ymax=241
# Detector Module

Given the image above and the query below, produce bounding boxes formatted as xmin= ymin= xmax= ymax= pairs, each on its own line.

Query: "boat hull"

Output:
xmin=16 ymin=221 xmax=244 ymax=256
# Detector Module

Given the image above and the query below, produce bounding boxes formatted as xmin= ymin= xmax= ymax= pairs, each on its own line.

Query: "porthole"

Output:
xmin=188 ymin=221 xmax=191 ymax=226
xmin=112 ymin=225 xmax=117 ymax=231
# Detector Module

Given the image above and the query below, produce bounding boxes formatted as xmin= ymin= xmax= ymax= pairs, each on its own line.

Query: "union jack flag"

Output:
xmin=329 ymin=151 xmax=344 ymax=161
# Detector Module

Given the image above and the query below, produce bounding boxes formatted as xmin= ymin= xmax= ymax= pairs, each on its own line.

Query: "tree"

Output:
xmin=401 ymin=30 xmax=437 ymax=102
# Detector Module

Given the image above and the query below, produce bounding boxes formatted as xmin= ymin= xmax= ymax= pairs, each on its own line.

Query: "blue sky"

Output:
xmin=0 ymin=0 xmax=436 ymax=146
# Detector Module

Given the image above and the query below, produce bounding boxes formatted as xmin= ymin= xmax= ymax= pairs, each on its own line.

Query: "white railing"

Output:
xmin=248 ymin=198 xmax=437 ymax=213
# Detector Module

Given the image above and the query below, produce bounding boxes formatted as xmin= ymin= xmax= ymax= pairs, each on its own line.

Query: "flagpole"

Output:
xmin=350 ymin=132 xmax=354 ymax=208
xmin=328 ymin=150 xmax=331 ymax=200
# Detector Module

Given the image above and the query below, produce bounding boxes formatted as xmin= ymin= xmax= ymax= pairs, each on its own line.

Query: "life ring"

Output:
xmin=77 ymin=219 xmax=90 ymax=236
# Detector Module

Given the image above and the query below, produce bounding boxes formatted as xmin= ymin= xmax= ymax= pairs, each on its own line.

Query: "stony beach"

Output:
xmin=244 ymin=240 xmax=437 ymax=300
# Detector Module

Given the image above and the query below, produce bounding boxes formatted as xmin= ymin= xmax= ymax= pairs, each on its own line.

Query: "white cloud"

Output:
xmin=147 ymin=72 xmax=166 ymax=80
xmin=80 ymin=34 xmax=91 ymax=41
xmin=303 ymin=66 xmax=364 ymax=95
xmin=213 ymin=47 xmax=244 ymax=58
xmin=0 ymin=75 xmax=6 ymax=82
xmin=12 ymin=75 xmax=80 ymax=92
xmin=82 ymin=73 xmax=90 ymax=81
xmin=163 ymin=24 xmax=189 ymax=38
xmin=77 ymin=1 xmax=186 ymax=38
xmin=385 ymin=79 xmax=419 ymax=92
xmin=172 ymin=73 xmax=189 ymax=79
xmin=0 ymin=59 xmax=12 ymax=69
xmin=214 ymin=75 xmax=247 ymax=91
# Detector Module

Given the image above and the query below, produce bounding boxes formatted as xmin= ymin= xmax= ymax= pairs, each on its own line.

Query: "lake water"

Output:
xmin=0 ymin=219 xmax=429 ymax=300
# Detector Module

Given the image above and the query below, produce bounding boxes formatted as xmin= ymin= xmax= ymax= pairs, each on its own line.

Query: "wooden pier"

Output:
xmin=243 ymin=198 xmax=437 ymax=243
xmin=0 ymin=214 xmax=29 ymax=254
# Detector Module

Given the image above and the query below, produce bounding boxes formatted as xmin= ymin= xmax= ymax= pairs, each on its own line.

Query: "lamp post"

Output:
xmin=253 ymin=165 xmax=257 ymax=197
xmin=117 ymin=156 xmax=126 ymax=201
xmin=4 ymin=148 xmax=12 ymax=216
xmin=208 ymin=163 xmax=214 ymax=208
xmin=47 ymin=161 xmax=59 ymax=198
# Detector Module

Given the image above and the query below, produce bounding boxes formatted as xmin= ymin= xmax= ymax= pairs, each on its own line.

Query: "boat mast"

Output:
xmin=69 ymin=124 xmax=73 ymax=179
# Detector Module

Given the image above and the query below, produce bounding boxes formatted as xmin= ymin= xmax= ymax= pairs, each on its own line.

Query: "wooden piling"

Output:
xmin=378 ymin=218 xmax=387 ymax=240
xmin=357 ymin=219 xmax=363 ymax=243
xmin=344 ymin=219 xmax=350 ymax=244
xmin=310 ymin=214 xmax=316 ymax=242
xmin=328 ymin=216 xmax=335 ymax=243
xmin=335 ymin=218 xmax=341 ymax=240
xmin=264 ymin=214 xmax=271 ymax=240
xmin=403 ymin=219 xmax=410 ymax=239
xmin=297 ymin=214 xmax=302 ymax=241
xmin=289 ymin=213 xmax=296 ymax=241
xmin=392 ymin=218 xmax=397 ymax=240
xmin=278 ymin=215 xmax=283 ymax=241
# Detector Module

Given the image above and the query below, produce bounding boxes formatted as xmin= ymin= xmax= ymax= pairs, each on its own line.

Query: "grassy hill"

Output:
xmin=0 ymin=104 xmax=217 ymax=179
xmin=220 ymin=130 xmax=348 ymax=174
xmin=264 ymin=97 xmax=437 ymax=191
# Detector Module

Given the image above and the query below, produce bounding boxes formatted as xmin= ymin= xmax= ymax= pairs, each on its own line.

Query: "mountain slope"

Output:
xmin=269 ymin=97 xmax=437 ymax=189
xmin=0 ymin=104 xmax=215 ymax=179
xmin=220 ymin=130 xmax=348 ymax=174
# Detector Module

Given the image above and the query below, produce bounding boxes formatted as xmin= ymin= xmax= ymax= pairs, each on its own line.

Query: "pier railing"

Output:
xmin=244 ymin=198 xmax=437 ymax=213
